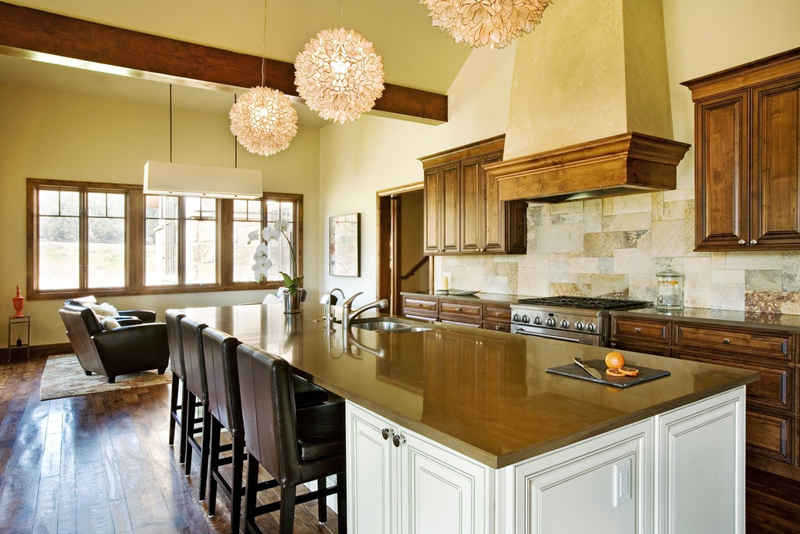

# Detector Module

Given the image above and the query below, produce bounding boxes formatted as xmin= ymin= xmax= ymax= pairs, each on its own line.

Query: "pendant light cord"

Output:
xmin=261 ymin=0 xmax=268 ymax=87
xmin=234 ymin=94 xmax=238 ymax=168
xmin=169 ymin=84 xmax=173 ymax=163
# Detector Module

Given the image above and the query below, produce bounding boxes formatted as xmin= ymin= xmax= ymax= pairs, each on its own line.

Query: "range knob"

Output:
xmin=587 ymin=322 xmax=595 ymax=333
xmin=533 ymin=316 xmax=542 ymax=325
xmin=522 ymin=315 xmax=530 ymax=324
xmin=575 ymin=321 xmax=584 ymax=330
xmin=513 ymin=313 xmax=520 ymax=322
xmin=561 ymin=319 xmax=570 ymax=328
xmin=545 ymin=317 xmax=556 ymax=327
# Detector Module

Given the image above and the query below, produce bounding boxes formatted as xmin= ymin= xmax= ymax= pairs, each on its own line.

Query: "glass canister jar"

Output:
xmin=656 ymin=269 xmax=684 ymax=311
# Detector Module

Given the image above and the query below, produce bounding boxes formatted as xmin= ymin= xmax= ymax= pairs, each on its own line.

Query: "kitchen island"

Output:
xmin=176 ymin=303 xmax=758 ymax=534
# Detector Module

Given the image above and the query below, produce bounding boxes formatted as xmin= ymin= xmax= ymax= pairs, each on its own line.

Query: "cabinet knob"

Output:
xmin=494 ymin=312 xmax=501 ymax=317
xmin=722 ymin=338 xmax=731 ymax=344
xmin=750 ymin=239 xmax=758 ymax=245
xmin=495 ymin=325 xmax=503 ymax=331
xmin=738 ymin=239 xmax=746 ymax=245
xmin=634 ymin=327 xmax=642 ymax=333
xmin=392 ymin=434 xmax=406 ymax=448
xmin=381 ymin=428 xmax=394 ymax=441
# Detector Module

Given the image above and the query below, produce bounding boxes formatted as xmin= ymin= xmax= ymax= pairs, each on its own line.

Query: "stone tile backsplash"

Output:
xmin=440 ymin=189 xmax=800 ymax=314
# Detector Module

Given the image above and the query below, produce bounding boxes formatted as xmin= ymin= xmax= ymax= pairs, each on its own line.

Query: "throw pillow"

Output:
xmin=90 ymin=302 xmax=119 ymax=317
xmin=100 ymin=317 xmax=120 ymax=330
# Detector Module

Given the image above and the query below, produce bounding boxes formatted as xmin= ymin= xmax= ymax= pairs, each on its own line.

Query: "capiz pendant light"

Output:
xmin=420 ymin=0 xmax=552 ymax=49
xmin=294 ymin=27 xmax=385 ymax=124
xmin=229 ymin=86 xmax=298 ymax=156
xmin=229 ymin=0 xmax=298 ymax=156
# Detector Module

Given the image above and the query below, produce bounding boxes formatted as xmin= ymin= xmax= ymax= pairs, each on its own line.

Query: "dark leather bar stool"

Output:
xmin=202 ymin=327 xmax=248 ymax=533
xmin=165 ymin=310 xmax=188 ymax=463
xmin=180 ymin=317 xmax=212 ymax=501
xmin=236 ymin=344 xmax=347 ymax=534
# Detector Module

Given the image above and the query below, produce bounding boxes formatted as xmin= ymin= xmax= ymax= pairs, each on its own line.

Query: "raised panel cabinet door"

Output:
xmin=399 ymin=429 xmax=490 ymax=534
xmin=461 ymin=156 xmax=485 ymax=252
xmin=423 ymin=167 xmax=442 ymax=254
xmin=442 ymin=163 xmax=461 ymax=253
xmin=655 ymin=388 xmax=745 ymax=534
xmin=694 ymin=91 xmax=749 ymax=251
xmin=751 ymin=76 xmax=800 ymax=248
xmin=513 ymin=419 xmax=652 ymax=534
xmin=346 ymin=403 xmax=397 ymax=534
xmin=483 ymin=151 xmax=510 ymax=253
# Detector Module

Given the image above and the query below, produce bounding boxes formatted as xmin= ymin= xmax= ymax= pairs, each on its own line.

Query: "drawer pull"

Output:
xmin=455 ymin=307 xmax=462 ymax=312
xmin=495 ymin=325 xmax=503 ymax=331
xmin=381 ymin=428 xmax=394 ymax=441
xmin=634 ymin=327 xmax=642 ymax=333
xmin=722 ymin=338 xmax=731 ymax=344
xmin=494 ymin=312 xmax=501 ymax=317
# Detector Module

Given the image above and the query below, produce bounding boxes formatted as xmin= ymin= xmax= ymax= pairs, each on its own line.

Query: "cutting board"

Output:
xmin=546 ymin=359 xmax=670 ymax=388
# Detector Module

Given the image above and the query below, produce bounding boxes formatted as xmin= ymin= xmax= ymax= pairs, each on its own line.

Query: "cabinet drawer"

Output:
xmin=676 ymin=349 xmax=793 ymax=412
xmin=611 ymin=316 xmax=670 ymax=345
xmin=439 ymin=300 xmax=482 ymax=318
xmin=483 ymin=319 xmax=510 ymax=333
xmin=674 ymin=324 xmax=792 ymax=361
xmin=483 ymin=305 xmax=511 ymax=322
xmin=747 ymin=410 xmax=794 ymax=465
xmin=403 ymin=297 xmax=438 ymax=316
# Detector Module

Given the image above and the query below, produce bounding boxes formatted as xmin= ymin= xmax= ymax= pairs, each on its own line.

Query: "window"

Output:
xmin=30 ymin=180 xmax=130 ymax=295
xmin=27 ymin=179 xmax=303 ymax=299
xmin=145 ymin=195 xmax=217 ymax=287
xmin=232 ymin=194 xmax=302 ymax=287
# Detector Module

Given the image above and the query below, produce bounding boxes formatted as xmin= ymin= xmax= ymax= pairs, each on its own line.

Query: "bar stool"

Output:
xmin=180 ymin=317 xmax=212 ymax=501
xmin=165 ymin=311 xmax=187 ymax=462
xmin=236 ymin=343 xmax=347 ymax=534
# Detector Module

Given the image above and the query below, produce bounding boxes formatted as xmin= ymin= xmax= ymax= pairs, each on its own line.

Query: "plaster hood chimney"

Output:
xmin=485 ymin=0 xmax=690 ymax=203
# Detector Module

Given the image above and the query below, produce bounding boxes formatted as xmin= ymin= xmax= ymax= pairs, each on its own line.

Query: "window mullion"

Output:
xmin=178 ymin=197 xmax=186 ymax=287
xmin=79 ymin=190 xmax=89 ymax=290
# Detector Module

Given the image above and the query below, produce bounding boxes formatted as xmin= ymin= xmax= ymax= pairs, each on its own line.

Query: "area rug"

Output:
xmin=40 ymin=353 xmax=172 ymax=401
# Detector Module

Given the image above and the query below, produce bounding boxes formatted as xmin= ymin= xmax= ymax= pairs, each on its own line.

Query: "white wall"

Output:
xmin=0 ymin=84 xmax=320 ymax=346
xmin=318 ymin=43 xmax=518 ymax=303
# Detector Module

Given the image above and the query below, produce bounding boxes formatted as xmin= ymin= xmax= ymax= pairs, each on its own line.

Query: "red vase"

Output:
xmin=12 ymin=285 xmax=24 ymax=318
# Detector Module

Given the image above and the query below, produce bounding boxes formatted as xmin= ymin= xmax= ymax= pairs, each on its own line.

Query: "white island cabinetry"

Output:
xmin=347 ymin=386 xmax=745 ymax=534
xmin=346 ymin=402 xmax=492 ymax=534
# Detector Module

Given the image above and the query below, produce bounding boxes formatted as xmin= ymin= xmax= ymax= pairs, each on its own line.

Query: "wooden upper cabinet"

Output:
xmin=419 ymin=136 xmax=527 ymax=255
xmin=683 ymin=48 xmax=800 ymax=251
xmin=751 ymin=76 xmax=800 ymax=247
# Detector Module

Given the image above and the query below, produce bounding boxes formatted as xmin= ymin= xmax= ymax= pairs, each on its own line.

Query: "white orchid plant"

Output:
xmin=248 ymin=219 xmax=303 ymax=296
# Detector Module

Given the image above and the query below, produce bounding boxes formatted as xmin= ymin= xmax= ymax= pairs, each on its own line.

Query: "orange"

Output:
xmin=606 ymin=368 xmax=626 ymax=377
xmin=619 ymin=366 xmax=639 ymax=377
xmin=605 ymin=351 xmax=625 ymax=370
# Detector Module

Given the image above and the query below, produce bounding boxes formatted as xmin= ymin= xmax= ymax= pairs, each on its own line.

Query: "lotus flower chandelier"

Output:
xmin=420 ymin=0 xmax=552 ymax=49
xmin=295 ymin=28 xmax=385 ymax=124
xmin=229 ymin=86 xmax=298 ymax=157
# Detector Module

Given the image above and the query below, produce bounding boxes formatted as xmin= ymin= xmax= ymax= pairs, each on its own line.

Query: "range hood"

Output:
xmin=485 ymin=132 xmax=690 ymax=203
xmin=492 ymin=0 xmax=689 ymax=203
xmin=143 ymin=160 xmax=263 ymax=199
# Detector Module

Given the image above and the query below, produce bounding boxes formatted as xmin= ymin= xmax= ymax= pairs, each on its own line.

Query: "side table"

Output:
xmin=8 ymin=315 xmax=31 ymax=361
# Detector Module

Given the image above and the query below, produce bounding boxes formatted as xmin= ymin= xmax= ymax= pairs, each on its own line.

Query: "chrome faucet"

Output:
xmin=342 ymin=293 xmax=389 ymax=331
xmin=321 ymin=288 xmax=346 ymax=330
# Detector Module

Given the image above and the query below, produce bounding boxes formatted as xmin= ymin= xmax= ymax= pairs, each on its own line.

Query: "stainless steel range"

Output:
xmin=510 ymin=296 xmax=651 ymax=346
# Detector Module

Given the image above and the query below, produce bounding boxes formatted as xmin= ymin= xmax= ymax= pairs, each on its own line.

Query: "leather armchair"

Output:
xmin=63 ymin=298 xmax=157 ymax=326
xmin=59 ymin=304 xmax=170 ymax=383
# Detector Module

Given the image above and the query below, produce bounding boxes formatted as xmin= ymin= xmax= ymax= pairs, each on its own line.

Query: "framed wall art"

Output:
xmin=329 ymin=213 xmax=361 ymax=277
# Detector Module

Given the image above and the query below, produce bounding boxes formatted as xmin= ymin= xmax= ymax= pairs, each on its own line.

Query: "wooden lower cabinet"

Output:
xmin=611 ymin=313 xmax=800 ymax=479
xmin=401 ymin=295 xmax=512 ymax=331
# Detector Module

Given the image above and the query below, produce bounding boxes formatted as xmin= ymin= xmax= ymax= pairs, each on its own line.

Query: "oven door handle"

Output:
xmin=529 ymin=332 xmax=582 ymax=343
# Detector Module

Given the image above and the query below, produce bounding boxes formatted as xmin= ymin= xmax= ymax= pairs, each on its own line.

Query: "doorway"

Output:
xmin=377 ymin=183 xmax=431 ymax=315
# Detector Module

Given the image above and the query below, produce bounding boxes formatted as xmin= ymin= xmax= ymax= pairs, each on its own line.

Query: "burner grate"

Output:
xmin=516 ymin=296 xmax=650 ymax=310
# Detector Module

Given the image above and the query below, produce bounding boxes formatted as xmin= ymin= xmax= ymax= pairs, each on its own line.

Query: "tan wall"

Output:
xmin=0 ymin=84 xmax=320 ymax=347
xmin=440 ymin=0 xmax=800 ymax=314
xmin=318 ymin=43 xmax=518 ymax=302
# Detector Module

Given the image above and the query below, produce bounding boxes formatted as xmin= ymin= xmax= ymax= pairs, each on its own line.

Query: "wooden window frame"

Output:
xmin=27 ymin=178 xmax=304 ymax=300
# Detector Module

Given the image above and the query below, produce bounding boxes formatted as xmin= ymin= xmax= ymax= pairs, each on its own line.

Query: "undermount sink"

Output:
xmin=350 ymin=318 xmax=432 ymax=333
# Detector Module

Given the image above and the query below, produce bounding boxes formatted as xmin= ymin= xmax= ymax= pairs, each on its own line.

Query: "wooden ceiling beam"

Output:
xmin=0 ymin=1 xmax=448 ymax=123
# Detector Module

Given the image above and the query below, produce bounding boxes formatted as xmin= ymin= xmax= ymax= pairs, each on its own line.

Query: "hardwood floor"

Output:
xmin=0 ymin=356 xmax=339 ymax=534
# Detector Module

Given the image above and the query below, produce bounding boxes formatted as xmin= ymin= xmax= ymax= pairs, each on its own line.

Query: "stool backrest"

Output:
xmin=202 ymin=327 xmax=243 ymax=438
xmin=236 ymin=344 xmax=300 ymax=486
xmin=180 ymin=317 xmax=208 ymax=402
xmin=165 ymin=311 xmax=186 ymax=379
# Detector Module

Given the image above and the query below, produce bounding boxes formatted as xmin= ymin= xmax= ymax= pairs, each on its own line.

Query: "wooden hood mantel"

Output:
xmin=484 ymin=132 xmax=691 ymax=204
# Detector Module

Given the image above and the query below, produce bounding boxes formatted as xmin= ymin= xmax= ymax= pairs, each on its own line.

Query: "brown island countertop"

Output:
xmin=175 ymin=302 xmax=758 ymax=469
